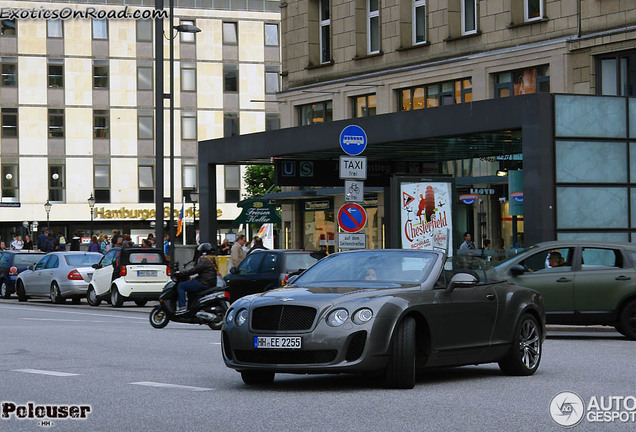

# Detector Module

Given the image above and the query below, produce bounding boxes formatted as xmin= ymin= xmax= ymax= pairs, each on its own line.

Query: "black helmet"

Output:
xmin=197 ymin=242 xmax=213 ymax=255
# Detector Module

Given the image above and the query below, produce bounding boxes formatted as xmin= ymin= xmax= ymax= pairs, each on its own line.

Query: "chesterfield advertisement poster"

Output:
xmin=400 ymin=181 xmax=453 ymax=255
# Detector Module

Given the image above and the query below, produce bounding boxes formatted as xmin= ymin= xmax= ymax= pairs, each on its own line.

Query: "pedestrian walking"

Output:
xmin=230 ymin=234 xmax=247 ymax=270
xmin=88 ymin=235 xmax=101 ymax=253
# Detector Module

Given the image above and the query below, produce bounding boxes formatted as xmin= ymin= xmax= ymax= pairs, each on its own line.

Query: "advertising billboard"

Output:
xmin=399 ymin=180 xmax=454 ymax=255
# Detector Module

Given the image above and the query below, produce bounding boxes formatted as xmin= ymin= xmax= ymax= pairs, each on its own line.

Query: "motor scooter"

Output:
xmin=149 ymin=271 xmax=230 ymax=330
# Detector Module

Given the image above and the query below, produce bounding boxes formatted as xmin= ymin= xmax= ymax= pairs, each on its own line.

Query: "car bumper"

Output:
xmin=222 ymin=317 xmax=394 ymax=374
xmin=117 ymin=281 xmax=167 ymax=298
xmin=58 ymin=280 xmax=89 ymax=297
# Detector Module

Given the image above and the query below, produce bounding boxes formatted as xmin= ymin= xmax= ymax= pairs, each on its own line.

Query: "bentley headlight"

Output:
xmin=326 ymin=309 xmax=349 ymax=327
xmin=226 ymin=308 xmax=235 ymax=324
xmin=236 ymin=309 xmax=248 ymax=327
xmin=352 ymin=308 xmax=373 ymax=325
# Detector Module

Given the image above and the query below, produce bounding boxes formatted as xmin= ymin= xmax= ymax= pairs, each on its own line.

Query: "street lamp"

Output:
xmin=44 ymin=200 xmax=52 ymax=233
xmin=190 ymin=191 xmax=199 ymax=245
xmin=166 ymin=2 xmax=201 ymax=268
xmin=88 ymin=193 xmax=96 ymax=238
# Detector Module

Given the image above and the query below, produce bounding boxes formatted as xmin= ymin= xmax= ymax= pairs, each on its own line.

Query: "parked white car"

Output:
xmin=87 ymin=247 xmax=170 ymax=307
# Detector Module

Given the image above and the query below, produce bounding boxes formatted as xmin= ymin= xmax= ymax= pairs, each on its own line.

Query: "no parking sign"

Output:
xmin=338 ymin=203 xmax=367 ymax=233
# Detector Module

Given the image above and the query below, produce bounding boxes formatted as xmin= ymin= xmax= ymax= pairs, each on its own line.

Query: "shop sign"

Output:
xmin=0 ymin=202 xmax=20 ymax=207
xmin=94 ymin=206 xmax=208 ymax=220
xmin=304 ymin=200 xmax=331 ymax=211
xmin=459 ymin=194 xmax=478 ymax=205
xmin=511 ymin=191 xmax=524 ymax=202
xmin=232 ymin=198 xmax=281 ymax=226
xmin=469 ymin=188 xmax=495 ymax=195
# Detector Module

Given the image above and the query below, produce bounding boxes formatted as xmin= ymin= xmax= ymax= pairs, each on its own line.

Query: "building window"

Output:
xmin=266 ymin=114 xmax=280 ymax=131
xmin=223 ymin=22 xmax=238 ymax=45
xmin=138 ymin=112 xmax=153 ymax=140
xmin=224 ymin=113 xmax=239 ymax=137
xmin=413 ymin=0 xmax=426 ymax=44
xmin=399 ymin=78 xmax=472 ymax=111
xmin=1 ymin=108 xmax=17 ymax=138
xmin=93 ymin=62 xmax=108 ymax=89
xmin=353 ymin=94 xmax=377 ymax=117
xmin=94 ymin=110 xmax=109 ymax=138
xmin=265 ymin=67 xmax=279 ymax=94
xmin=181 ymin=111 xmax=197 ymax=140
xmin=138 ymin=164 xmax=154 ymax=203
xmin=494 ymin=66 xmax=549 ymax=98
xmin=92 ymin=19 xmax=107 ymax=39
xmin=224 ymin=64 xmax=238 ymax=92
xmin=94 ymin=159 xmax=110 ymax=203
xmin=137 ymin=19 xmax=152 ymax=42
xmin=524 ymin=0 xmax=543 ymax=22
xmin=265 ymin=23 xmax=279 ymax=46
xmin=224 ymin=166 xmax=240 ymax=203
xmin=137 ymin=65 xmax=152 ymax=90
xmin=1 ymin=163 xmax=18 ymax=202
xmin=299 ymin=101 xmax=333 ymax=125
xmin=48 ymin=62 xmax=64 ymax=88
xmin=1 ymin=59 xmax=17 ymax=87
xmin=320 ymin=0 xmax=331 ymax=63
xmin=181 ymin=62 xmax=196 ymax=92
xmin=49 ymin=164 xmax=65 ymax=202
xmin=1 ymin=19 xmax=16 ymax=36
xmin=183 ymin=164 xmax=197 ymax=190
xmin=462 ymin=0 xmax=477 ymax=35
xmin=367 ymin=0 xmax=380 ymax=54
xmin=180 ymin=20 xmax=196 ymax=43
xmin=47 ymin=19 xmax=63 ymax=38
xmin=48 ymin=109 xmax=64 ymax=138
xmin=598 ymin=51 xmax=636 ymax=96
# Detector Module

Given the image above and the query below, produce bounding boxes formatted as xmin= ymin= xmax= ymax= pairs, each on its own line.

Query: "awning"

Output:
xmin=231 ymin=198 xmax=281 ymax=226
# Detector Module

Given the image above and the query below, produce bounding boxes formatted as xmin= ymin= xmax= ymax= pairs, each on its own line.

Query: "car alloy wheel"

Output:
xmin=499 ymin=314 xmax=542 ymax=376
xmin=86 ymin=286 xmax=101 ymax=307
xmin=618 ymin=300 xmax=636 ymax=340
xmin=0 ymin=281 xmax=9 ymax=299
xmin=149 ymin=306 xmax=169 ymax=329
xmin=50 ymin=283 xmax=65 ymax=304
xmin=111 ymin=286 xmax=124 ymax=308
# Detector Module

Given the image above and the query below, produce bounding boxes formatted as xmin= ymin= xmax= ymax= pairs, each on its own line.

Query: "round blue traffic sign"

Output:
xmin=338 ymin=203 xmax=367 ymax=233
xmin=339 ymin=125 xmax=367 ymax=156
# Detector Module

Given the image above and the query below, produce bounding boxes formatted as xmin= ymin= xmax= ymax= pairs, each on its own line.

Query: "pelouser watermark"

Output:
xmin=0 ymin=6 xmax=167 ymax=21
xmin=550 ymin=391 xmax=636 ymax=428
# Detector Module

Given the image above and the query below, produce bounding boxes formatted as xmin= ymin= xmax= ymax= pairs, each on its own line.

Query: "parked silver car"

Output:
xmin=16 ymin=252 xmax=103 ymax=304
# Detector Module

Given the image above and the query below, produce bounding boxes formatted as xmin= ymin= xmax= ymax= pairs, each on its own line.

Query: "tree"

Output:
xmin=243 ymin=165 xmax=279 ymax=198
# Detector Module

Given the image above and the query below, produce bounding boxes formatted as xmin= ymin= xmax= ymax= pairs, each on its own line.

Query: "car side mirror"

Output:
xmin=447 ymin=272 xmax=478 ymax=294
xmin=230 ymin=267 xmax=238 ymax=274
xmin=92 ymin=263 xmax=99 ymax=269
xmin=287 ymin=275 xmax=299 ymax=285
xmin=28 ymin=264 xmax=35 ymax=270
xmin=509 ymin=264 xmax=525 ymax=277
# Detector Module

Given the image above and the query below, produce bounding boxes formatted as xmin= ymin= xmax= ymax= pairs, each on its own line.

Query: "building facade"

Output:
xmin=0 ymin=0 xmax=281 ymax=244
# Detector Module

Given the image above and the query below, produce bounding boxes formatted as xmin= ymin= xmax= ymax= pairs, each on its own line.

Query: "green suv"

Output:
xmin=495 ymin=241 xmax=636 ymax=339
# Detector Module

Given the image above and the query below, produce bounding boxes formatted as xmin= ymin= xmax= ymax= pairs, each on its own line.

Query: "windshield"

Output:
xmin=294 ymin=250 xmax=438 ymax=286
xmin=64 ymin=254 xmax=102 ymax=267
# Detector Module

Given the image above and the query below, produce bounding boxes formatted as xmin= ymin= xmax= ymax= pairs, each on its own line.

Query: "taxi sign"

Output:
xmin=339 ymin=125 xmax=367 ymax=156
xmin=338 ymin=203 xmax=367 ymax=233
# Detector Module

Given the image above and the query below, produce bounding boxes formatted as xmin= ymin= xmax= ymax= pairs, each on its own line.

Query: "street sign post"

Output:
xmin=344 ymin=180 xmax=364 ymax=202
xmin=337 ymin=203 xmax=367 ymax=233
xmin=339 ymin=156 xmax=367 ymax=180
xmin=339 ymin=125 xmax=367 ymax=156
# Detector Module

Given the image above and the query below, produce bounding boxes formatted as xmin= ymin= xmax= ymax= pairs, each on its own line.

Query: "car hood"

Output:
xmin=243 ymin=283 xmax=417 ymax=307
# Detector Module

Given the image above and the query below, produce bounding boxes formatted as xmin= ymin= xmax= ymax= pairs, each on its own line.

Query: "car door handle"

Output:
xmin=486 ymin=293 xmax=496 ymax=301
xmin=556 ymin=277 xmax=572 ymax=283
xmin=616 ymin=275 xmax=631 ymax=281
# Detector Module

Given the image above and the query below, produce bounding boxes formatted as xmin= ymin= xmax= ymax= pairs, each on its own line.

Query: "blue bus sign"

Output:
xmin=339 ymin=125 xmax=367 ymax=156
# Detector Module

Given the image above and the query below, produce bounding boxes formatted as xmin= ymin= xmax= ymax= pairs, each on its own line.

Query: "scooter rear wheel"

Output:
xmin=149 ymin=306 xmax=169 ymax=329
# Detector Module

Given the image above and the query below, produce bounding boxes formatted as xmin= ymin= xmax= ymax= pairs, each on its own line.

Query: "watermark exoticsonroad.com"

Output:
xmin=0 ymin=6 xmax=168 ymax=20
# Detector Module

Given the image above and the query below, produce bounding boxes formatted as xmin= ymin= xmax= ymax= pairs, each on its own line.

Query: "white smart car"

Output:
xmin=87 ymin=247 xmax=170 ymax=307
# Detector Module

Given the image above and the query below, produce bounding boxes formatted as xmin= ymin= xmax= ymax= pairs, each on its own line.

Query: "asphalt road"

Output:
xmin=0 ymin=299 xmax=634 ymax=432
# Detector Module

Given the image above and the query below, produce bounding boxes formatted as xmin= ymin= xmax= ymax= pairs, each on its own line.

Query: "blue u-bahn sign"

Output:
xmin=339 ymin=125 xmax=367 ymax=156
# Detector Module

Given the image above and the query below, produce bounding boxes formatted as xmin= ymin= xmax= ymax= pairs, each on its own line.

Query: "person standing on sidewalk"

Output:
xmin=230 ymin=235 xmax=246 ymax=271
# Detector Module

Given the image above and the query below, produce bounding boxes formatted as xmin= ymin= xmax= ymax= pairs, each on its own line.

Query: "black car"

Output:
xmin=0 ymin=250 xmax=46 ymax=299
xmin=224 ymin=250 xmax=320 ymax=302
xmin=222 ymin=250 xmax=546 ymax=388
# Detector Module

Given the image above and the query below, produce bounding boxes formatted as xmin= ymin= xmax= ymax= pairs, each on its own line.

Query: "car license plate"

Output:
xmin=137 ymin=270 xmax=157 ymax=277
xmin=254 ymin=336 xmax=301 ymax=349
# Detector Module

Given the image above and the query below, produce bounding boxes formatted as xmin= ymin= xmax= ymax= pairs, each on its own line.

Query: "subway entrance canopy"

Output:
xmin=198 ymin=93 xmax=555 ymax=247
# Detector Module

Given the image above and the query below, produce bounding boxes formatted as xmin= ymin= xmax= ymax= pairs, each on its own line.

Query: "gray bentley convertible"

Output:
xmin=222 ymin=249 xmax=545 ymax=389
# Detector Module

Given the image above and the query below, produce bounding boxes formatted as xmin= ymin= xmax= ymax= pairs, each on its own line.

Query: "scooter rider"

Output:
xmin=175 ymin=243 xmax=219 ymax=313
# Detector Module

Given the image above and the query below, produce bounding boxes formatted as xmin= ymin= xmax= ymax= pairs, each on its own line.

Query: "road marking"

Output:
xmin=0 ymin=304 xmax=147 ymax=320
xmin=130 ymin=381 xmax=213 ymax=392
xmin=210 ymin=342 xmax=221 ymax=345
xmin=21 ymin=318 xmax=110 ymax=323
xmin=13 ymin=369 xmax=80 ymax=377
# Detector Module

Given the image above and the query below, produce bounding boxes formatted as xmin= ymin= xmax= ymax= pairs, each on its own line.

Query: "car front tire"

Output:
xmin=111 ymin=286 xmax=124 ymax=307
xmin=618 ymin=300 xmax=636 ymax=340
xmin=384 ymin=316 xmax=416 ymax=389
xmin=86 ymin=285 xmax=101 ymax=307
xmin=0 ymin=280 xmax=10 ymax=299
xmin=50 ymin=282 xmax=65 ymax=304
xmin=16 ymin=281 xmax=27 ymax=302
xmin=499 ymin=314 xmax=542 ymax=376
xmin=241 ymin=371 xmax=275 ymax=385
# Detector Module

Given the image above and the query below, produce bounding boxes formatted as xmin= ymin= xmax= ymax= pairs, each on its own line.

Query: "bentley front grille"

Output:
xmin=251 ymin=305 xmax=317 ymax=331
